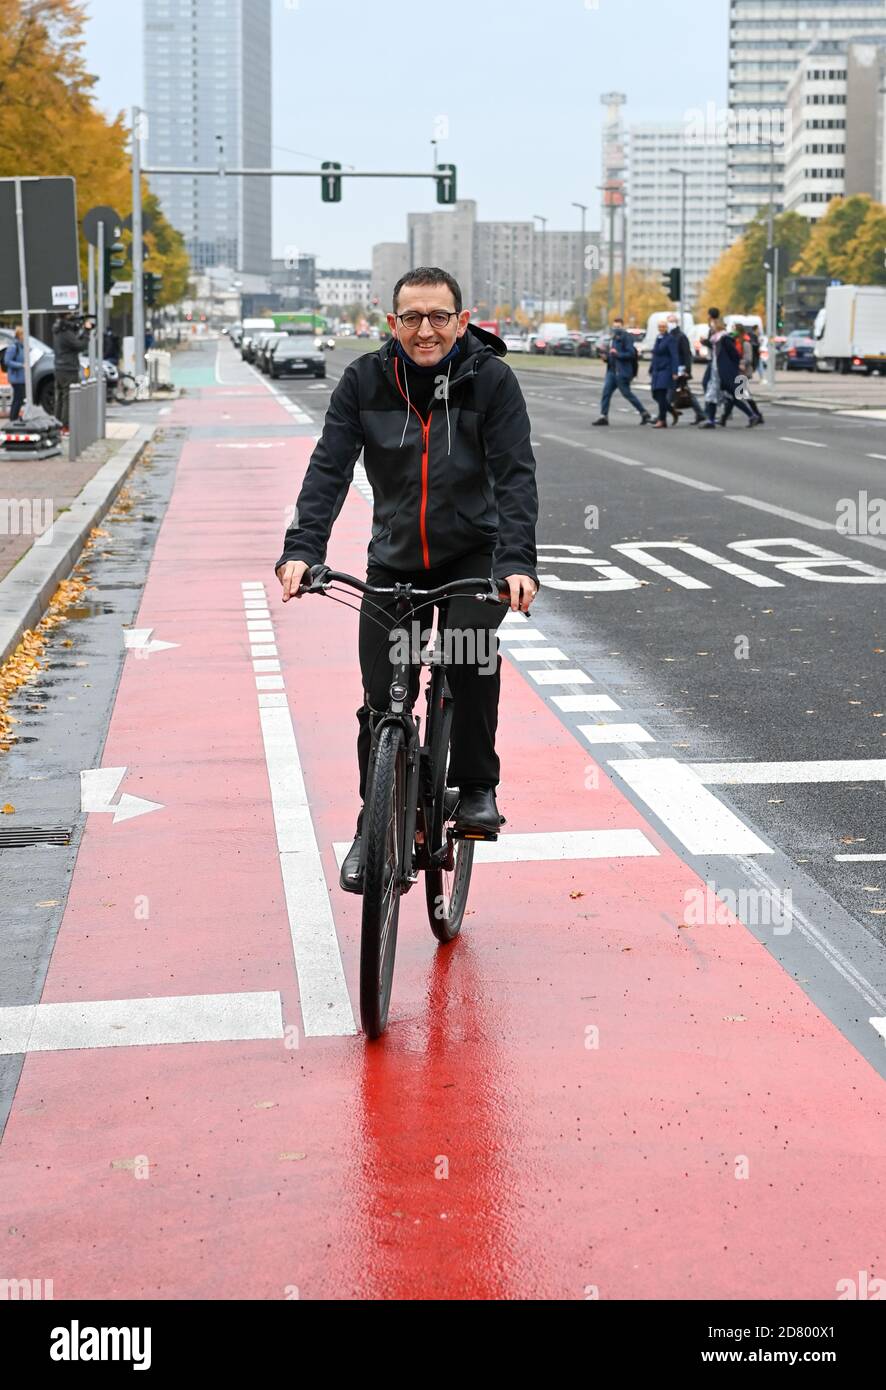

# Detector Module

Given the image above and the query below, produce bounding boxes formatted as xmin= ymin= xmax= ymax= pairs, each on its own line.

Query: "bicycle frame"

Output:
xmin=300 ymin=565 xmax=508 ymax=889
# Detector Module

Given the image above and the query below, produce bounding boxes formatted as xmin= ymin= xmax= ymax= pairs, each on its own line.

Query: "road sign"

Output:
xmin=82 ymin=204 xmax=121 ymax=247
xmin=111 ymin=281 xmax=133 ymax=295
xmin=0 ymin=176 xmax=80 ymax=313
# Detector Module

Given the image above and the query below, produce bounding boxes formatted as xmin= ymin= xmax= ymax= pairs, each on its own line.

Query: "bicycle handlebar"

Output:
xmin=297 ymin=564 xmax=511 ymax=605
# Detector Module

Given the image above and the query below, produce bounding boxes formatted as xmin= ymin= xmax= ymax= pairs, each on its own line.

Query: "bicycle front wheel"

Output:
xmin=424 ymin=678 xmax=474 ymax=943
xmin=360 ymin=722 xmax=406 ymax=1038
xmin=115 ymin=374 xmax=138 ymax=404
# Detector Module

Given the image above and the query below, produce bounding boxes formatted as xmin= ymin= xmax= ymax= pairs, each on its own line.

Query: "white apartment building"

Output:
xmin=407 ymin=200 xmax=477 ymax=307
xmin=315 ymin=270 xmax=371 ymax=310
xmin=726 ymin=0 xmax=886 ymax=239
xmin=784 ymin=40 xmax=849 ymax=217
xmin=628 ymin=124 xmax=728 ymax=307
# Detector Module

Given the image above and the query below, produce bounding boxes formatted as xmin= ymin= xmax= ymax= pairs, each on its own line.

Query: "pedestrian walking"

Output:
xmin=591 ymin=317 xmax=651 ymax=426
xmin=666 ymin=312 xmax=705 ymax=425
xmin=650 ymin=317 xmax=680 ymax=428
xmin=702 ymin=316 xmax=759 ymax=427
xmin=51 ymin=311 xmax=92 ymax=431
xmin=720 ymin=326 xmax=765 ymax=426
xmin=4 ymin=325 xmax=27 ymax=422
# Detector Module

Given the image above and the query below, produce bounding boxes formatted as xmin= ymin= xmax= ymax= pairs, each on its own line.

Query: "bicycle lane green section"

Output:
xmin=0 ymin=338 xmax=883 ymax=1300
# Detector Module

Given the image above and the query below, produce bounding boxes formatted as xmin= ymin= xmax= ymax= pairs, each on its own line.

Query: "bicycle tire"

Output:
xmin=115 ymin=375 xmax=138 ymax=405
xmin=360 ymin=722 xmax=406 ymax=1038
xmin=424 ymin=673 xmax=474 ymax=943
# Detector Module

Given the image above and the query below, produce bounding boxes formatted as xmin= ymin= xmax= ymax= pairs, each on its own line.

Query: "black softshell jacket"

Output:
xmin=273 ymin=324 xmax=540 ymax=587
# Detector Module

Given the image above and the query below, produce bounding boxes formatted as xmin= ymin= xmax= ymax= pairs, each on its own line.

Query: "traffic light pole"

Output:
xmin=132 ymin=106 xmax=146 ymax=383
xmin=766 ymin=141 xmax=776 ymax=389
xmin=97 ymin=219 xmax=106 ymax=435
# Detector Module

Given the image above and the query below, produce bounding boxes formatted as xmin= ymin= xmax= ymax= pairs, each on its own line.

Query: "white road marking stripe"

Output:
xmin=258 ymin=692 xmax=288 ymax=708
xmin=253 ymin=659 xmax=281 ymax=672
xmin=552 ymin=693 xmax=621 ymax=712
xmin=645 ymin=467 xmax=723 ymax=492
xmin=867 ymin=453 xmax=886 ymax=461
xmin=528 ymin=668 xmax=593 ymax=684
xmin=241 ymin=582 xmax=266 ymax=590
xmin=726 ymin=495 xmax=834 ymax=530
xmin=871 ymin=1018 xmax=886 ymax=1042
xmin=251 ymin=644 xmax=278 ymax=657
xmin=258 ymin=704 xmax=356 ymax=1036
xmin=579 ymin=723 xmax=655 ymax=744
xmin=591 ymin=447 xmax=647 ymax=466
xmin=835 ymin=853 xmax=886 ymax=862
xmin=540 ymin=432 xmax=595 ymax=452
xmin=779 ymin=436 xmax=827 ymax=448
xmin=256 ymin=674 xmax=285 ymax=690
xmin=608 ymin=758 xmax=772 ymax=855
xmin=333 ymin=828 xmax=658 ymax=868
xmin=509 ymin=646 xmax=568 ymax=661
xmin=692 ymin=759 xmax=886 ymax=784
xmin=0 ymin=991 xmax=284 ymax=1055
xmin=497 ymin=628 xmax=544 ymax=641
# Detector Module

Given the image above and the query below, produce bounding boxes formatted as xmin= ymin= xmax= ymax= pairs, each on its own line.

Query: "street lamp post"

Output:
xmin=669 ymin=167 xmax=688 ymax=329
xmin=533 ymin=214 xmax=547 ymax=326
xmin=572 ymin=201 xmax=588 ymax=331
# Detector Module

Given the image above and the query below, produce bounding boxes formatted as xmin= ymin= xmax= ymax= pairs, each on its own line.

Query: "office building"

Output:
xmin=144 ymin=0 xmax=272 ymax=275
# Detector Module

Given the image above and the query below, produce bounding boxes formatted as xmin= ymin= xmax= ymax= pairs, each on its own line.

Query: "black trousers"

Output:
xmin=652 ymin=387 xmax=671 ymax=422
xmin=54 ymin=371 xmax=79 ymax=427
xmin=356 ymin=547 xmax=508 ymax=801
xmin=9 ymin=384 xmax=25 ymax=421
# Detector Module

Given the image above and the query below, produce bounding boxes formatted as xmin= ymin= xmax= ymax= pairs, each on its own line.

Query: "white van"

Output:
xmin=640 ymin=310 xmax=693 ymax=359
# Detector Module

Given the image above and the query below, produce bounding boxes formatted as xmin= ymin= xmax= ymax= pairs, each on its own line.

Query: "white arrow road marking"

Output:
xmin=871 ymin=1019 xmax=886 ymax=1044
xmin=123 ymin=627 xmax=180 ymax=653
xmin=80 ymin=767 xmax=164 ymax=822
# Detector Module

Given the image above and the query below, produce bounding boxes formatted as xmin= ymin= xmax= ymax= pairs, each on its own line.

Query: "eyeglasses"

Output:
xmin=395 ymin=310 xmax=458 ymax=330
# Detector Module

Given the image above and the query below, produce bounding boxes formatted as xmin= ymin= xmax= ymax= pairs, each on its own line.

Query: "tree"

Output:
xmin=794 ymin=194 xmax=876 ymax=281
xmin=843 ymin=204 xmax=886 ymax=285
xmin=697 ymin=210 xmax=810 ymax=318
xmin=586 ymin=267 xmax=675 ymax=328
xmin=0 ymin=0 xmax=188 ymax=309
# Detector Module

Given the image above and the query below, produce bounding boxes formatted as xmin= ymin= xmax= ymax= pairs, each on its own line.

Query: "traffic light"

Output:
xmin=321 ymin=161 xmax=342 ymax=202
xmin=144 ymin=272 xmax=162 ymax=307
xmin=661 ymin=267 xmax=681 ymax=302
xmin=776 ymin=300 xmax=784 ymax=331
xmin=436 ymin=163 xmax=457 ymax=204
xmin=104 ymin=238 xmax=127 ymax=286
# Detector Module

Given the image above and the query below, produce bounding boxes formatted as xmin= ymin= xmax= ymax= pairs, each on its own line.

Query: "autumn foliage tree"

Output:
xmin=0 ymin=0 xmax=188 ymax=306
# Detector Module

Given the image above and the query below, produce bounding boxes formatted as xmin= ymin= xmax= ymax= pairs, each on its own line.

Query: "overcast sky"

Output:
xmin=82 ymin=0 xmax=727 ymax=269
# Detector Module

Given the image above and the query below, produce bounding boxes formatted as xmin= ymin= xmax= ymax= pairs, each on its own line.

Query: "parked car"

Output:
xmin=575 ymin=332 xmax=599 ymax=357
xmin=782 ymin=329 xmax=818 ymax=371
xmin=315 ymin=336 xmax=336 ymax=351
xmin=548 ymin=335 xmax=577 ymax=356
xmin=256 ymin=331 xmax=290 ymax=373
xmin=502 ymin=333 xmax=529 ymax=353
xmin=269 ymin=334 xmax=326 ymax=379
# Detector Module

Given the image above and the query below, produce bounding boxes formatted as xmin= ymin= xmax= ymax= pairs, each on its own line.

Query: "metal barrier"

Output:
xmin=146 ymin=349 xmax=172 ymax=389
xmin=68 ymin=378 xmax=102 ymax=461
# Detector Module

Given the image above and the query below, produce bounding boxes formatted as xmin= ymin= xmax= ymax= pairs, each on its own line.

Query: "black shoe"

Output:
xmin=339 ymin=808 xmax=364 ymax=894
xmin=591 ymin=416 xmax=609 ymax=426
xmin=669 ymin=408 xmax=680 ymax=425
xmin=453 ymin=785 xmax=501 ymax=834
xmin=443 ymin=786 xmax=460 ymax=820
xmin=640 ymin=412 xmax=652 ymax=425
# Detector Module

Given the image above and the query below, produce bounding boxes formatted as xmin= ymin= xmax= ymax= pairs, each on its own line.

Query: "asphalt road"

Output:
xmin=274 ymin=345 xmax=886 ymax=962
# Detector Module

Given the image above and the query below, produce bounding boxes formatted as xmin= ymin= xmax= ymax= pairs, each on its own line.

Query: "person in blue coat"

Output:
xmin=649 ymin=318 xmax=680 ymax=427
xmin=4 ymin=326 xmax=26 ymax=422
xmin=591 ymin=317 xmax=652 ymax=426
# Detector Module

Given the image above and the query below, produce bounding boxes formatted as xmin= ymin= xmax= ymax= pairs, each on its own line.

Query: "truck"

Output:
xmin=813 ymin=285 xmax=886 ymax=375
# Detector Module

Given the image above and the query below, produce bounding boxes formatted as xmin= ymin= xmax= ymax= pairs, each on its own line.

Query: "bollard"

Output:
xmin=68 ymin=379 xmax=102 ymax=462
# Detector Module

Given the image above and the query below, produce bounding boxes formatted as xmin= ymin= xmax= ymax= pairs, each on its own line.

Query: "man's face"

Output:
xmin=387 ymin=283 xmax=470 ymax=367
xmin=612 ymin=319 xmax=623 ymax=331
xmin=667 ymin=315 xmax=678 ymax=331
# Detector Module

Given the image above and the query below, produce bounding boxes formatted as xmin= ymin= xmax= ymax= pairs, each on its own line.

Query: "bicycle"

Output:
xmin=298 ymin=563 xmax=510 ymax=1038
xmin=113 ymin=371 xmax=139 ymax=405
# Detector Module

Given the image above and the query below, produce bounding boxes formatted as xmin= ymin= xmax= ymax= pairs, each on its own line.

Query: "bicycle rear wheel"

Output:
xmin=360 ymin=722 xmax=406 ymax=1038
xmin=424 ymin=676 xmax=474 ymax=943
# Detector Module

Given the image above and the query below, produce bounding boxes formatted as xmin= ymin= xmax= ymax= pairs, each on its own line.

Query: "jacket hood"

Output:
xmin=380 ymin=320 xmax=506 ymax=379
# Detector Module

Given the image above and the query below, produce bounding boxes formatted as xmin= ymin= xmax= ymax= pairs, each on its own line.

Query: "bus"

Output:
xmin=271 ymin=311 xmax=328 ymax=334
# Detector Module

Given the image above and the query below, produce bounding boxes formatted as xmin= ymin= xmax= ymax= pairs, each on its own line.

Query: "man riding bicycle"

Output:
xmin=274 ymin=266 xmax=540 ymax=892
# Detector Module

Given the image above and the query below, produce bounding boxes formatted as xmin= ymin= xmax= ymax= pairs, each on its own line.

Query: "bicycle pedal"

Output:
xmin=450 ymin=827 xmax=499 ymax=842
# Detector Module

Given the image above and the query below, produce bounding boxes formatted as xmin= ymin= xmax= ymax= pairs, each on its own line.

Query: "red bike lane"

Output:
xmin=1 ymin=364 xmax=884 ymax=1300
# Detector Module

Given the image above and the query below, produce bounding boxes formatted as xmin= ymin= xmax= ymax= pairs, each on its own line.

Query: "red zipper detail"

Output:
xmin=394 ymin=358 xmax=432 ymax=568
